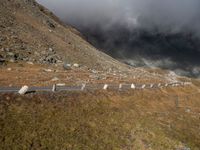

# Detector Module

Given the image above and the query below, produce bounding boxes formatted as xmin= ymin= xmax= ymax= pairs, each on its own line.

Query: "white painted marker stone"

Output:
xmin=81 ymin=84 xmax=86 ymax=91
xmin=141 ymin=84 xmax=146 ymax=89
xmin=119 ymin=84 xmax=122 ymax=89
xmin=18 ymin=86 xmax=29 ymax=95
xmin=52 ymin=84 xmax=57 ymax=92
xmin=131 ymin=84 xmax=136 ymax=89
xmin=103 ymin=84 xmax=108 ymax=90
xmin=150 ymin=84 xmax=154 ymax=88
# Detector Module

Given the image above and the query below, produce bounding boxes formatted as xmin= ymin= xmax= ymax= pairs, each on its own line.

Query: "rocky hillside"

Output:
xmin=80 ymin=25 xmax=200 ymax=77
xmin=0 ymin=0 xmax=190 ymax=88
xmin=0 ymin=0 xmax=127 ymax=70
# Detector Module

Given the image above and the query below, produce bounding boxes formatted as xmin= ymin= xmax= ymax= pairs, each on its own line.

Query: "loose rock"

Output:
xmin=27 ymin=61 xmax=34 ymax=65
xmin=46 ymin=20 xmax=55 ymax=28
xmin=63 ymin=63 xmax=71 ymax=70
xmin=43 ymin=69 xmax=53 ymax=72
xmin=73 ymin=63 xmax=80 ymax=68
xmin=51 ymin=77 xmax=59 ymax=82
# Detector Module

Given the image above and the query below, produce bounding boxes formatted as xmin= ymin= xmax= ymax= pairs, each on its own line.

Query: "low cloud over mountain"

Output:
xmin=37 ymin=0 xmax=200 ymax=77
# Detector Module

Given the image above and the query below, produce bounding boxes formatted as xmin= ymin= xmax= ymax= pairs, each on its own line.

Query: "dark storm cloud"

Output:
xmin=37 ymin=0 xmax=200 ymax=77
xmin=37 ymin=0 xmax=200 ymax=35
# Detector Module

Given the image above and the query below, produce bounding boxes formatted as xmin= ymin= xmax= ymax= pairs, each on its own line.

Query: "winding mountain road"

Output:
xmin=0 ymin=82 xmax=191 ymax=94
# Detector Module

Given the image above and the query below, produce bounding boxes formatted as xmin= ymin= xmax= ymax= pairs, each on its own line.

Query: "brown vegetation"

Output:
xmin=0 ymin=1 xmax=200 ymax=149
xmin=0 ymin=86 xmax=200 ymax=149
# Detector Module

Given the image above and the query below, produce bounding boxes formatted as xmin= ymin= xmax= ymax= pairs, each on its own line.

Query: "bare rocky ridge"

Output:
xmin=0 ymin=0 xmax=128 ymax=71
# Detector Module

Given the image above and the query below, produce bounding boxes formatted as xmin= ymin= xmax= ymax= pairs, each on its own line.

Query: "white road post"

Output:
xmin=158 ymin=83 xmax=161 ymax=87
xmin=81 ymin=84 xmax=86 ymax=91
xmin=150 ymin=84 xmax=154 ymax=88
xmin=141 ymin=84 xmax=146 ymax=89
xmin=18 ymin=85 xmax=29 ymax=95
xmin=131 ymin=84 xmax=136 ymax=89
xmin=103 ymin=84 xmax=108 ymax=90
xmin=119 ymin=84 xmax=122 ymax=89
xmin=52 ymin=84 xmax=57 ymax=92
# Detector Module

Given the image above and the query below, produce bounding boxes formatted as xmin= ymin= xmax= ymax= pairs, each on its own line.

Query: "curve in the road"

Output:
xmin=0 ymin=82 xmax=192 ymax=94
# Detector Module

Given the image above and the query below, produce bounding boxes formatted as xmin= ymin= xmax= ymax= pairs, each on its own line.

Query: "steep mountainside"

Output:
xmin=79 ymin=25 xmax=200 ymax=77
xmin=0 ymin=0 xmax=127 ymax=70
xmin=0 ymin=0 xmax=195 ymax=87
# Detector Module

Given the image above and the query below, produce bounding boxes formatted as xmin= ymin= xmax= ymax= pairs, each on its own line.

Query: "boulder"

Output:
xmin=51 ymin=77 xmax=59 ymax=81
xmin=43 ymin=69 xmax=53 ymax=72
xmin=46 ymin=20 xmax=55 ymax=28
xmin=48 ymin=47 xmax=53 ymax=52
xmin=73 ymin=63 xmax=80 ymax=68
xmin=44 ymin=56 xmax=57 ymax=64
xmin=27 ymin=62 xmax=34 ymax=65
xmin=63 ymin=63 xmax=71 ymax=70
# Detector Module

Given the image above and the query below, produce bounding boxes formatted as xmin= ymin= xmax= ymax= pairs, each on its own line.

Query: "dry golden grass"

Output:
xmin=0 ymin=86 xmax=199 ymax=150
xmin=0 ymin=62 xmax=170 ymax=87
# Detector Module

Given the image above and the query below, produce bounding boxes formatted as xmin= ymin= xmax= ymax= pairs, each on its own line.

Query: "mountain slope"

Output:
xmin=0 ymin=0 xmax=128 ymax=71
xmin=0 ymin=0 xmax=194 ymax=87
xmin=79 ymin=25 xmax=200 ymax=77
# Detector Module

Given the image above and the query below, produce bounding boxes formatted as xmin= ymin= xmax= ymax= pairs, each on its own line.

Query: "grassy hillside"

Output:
xmin=0 ymin=86 xmax=199 ymax=149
